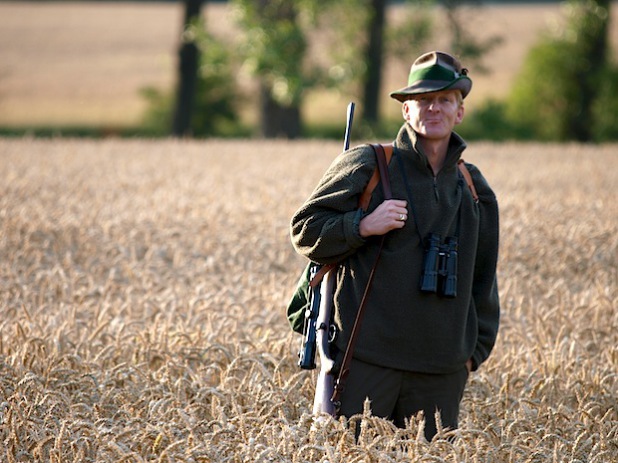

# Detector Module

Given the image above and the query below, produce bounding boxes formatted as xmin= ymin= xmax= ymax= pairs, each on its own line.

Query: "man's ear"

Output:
xmin=455 ymin=104 xmax=465 ymax=125
xmin=402 ymin=101 xmax=410 ymax=122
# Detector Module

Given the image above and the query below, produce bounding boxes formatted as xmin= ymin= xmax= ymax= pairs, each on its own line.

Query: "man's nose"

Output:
xmin=427 ymin=99 xmax=440 ymax=111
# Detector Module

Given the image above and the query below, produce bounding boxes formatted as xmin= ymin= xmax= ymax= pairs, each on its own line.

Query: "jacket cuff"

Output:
xmin=344 ymin=208 xmax=366 ymax=249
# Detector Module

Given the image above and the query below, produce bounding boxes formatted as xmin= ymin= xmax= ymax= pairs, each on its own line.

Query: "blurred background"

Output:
xmin=1 ymin=0 xmax=617 ymax=141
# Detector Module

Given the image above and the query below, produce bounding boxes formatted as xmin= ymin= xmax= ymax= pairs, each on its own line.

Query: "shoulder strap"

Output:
xmin=331 ymin=143 xmax=391 ymax=410
xmin=457 ymin=159 xmax=479 ymax=203
xmin=360 ymin=149 xmax=475 ymax=205
xmin=358 ymin=143 xmax=393 ymax=210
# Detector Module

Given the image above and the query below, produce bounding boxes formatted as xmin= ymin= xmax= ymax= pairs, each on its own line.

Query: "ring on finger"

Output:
xmin=399 ymin=213 xmax=405 ymax=221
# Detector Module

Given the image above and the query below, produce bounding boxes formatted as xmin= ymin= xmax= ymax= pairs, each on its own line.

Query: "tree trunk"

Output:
xmin=362 ymin=0 xmax=386 ymax=125
xmin=255 ymin=0 xmax=302 ymax=139
xmin=259 ymin=82 xmax=301 ymax=139
xmin=172 ymin=0 xmax=204 ymax=137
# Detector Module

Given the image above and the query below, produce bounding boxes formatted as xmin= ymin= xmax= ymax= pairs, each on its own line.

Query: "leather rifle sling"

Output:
xmin=309 ymin=144 xmax=393 ymax=289
xmin=331 ymin=143 xmax=392 ymax=409
xmin=457 ymin=159 xmax=479 ymax=203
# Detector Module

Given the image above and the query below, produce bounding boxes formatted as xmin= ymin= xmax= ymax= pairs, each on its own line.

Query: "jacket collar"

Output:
xmin=393 ymin=123 xmax=467 ymax=172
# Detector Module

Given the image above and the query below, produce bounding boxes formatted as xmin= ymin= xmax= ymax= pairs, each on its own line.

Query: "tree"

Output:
xmin=566 ymin=0 xmax=610 ymax=141
xmin=506 ymin=0 xmax=613 ymax=141
xmin=173 ymin=0 xmax=204 ymax=137
xmin=229 ymin=0 xmax=439 ymax=138
xmin=232 ymin=0 xmax=313 ymax=138
xmin=324 ymin=0 xmax=432 ymax=133
xmin=141 ymin=3 xmax=239 ymax=138
xmin=362 ymin=0 xmax=387 ymax=125
xmin=442 ymin=0 xmax=503 ymax=74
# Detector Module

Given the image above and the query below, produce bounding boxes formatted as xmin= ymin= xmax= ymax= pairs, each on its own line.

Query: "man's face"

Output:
xmin=402 ymin=90 xmax=464 ymax=141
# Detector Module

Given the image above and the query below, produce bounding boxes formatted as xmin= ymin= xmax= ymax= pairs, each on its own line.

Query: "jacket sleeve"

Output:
xmin=290 ymin=146 xmax=376 ymax=265
xmin=468 ymin=164 xmax=501 ymax=371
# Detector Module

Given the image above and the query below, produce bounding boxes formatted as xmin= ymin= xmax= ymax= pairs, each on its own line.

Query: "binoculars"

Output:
xmin=420 ymin=233 xmax=458 ymax=298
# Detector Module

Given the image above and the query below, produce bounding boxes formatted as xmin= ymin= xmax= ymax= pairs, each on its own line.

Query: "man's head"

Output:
xmin=402 ymin=90 xmax=465 ymax=141
xmin=389 ymin=51 xmax=472 ymax=102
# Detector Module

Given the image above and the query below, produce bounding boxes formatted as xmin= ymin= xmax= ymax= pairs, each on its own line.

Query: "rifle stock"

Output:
xmin=312 ymin=269 xmax=336 ymax=416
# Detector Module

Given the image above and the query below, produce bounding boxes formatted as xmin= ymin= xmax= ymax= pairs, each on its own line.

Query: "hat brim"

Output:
xmin=389 ymin=77 xmax=472 ymax=102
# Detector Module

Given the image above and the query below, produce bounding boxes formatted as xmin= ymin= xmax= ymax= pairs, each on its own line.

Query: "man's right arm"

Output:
xmin=290 ymin=147 xmax=376 ymax=264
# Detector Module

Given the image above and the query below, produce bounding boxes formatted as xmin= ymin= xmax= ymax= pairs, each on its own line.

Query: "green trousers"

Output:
xmin=337 ymin=357 xmax=469 ymax=441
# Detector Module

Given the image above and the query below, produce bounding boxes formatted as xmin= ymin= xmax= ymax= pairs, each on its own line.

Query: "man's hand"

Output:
xmin=466 ymin=359 xmax=473 ymax=373
xmin=359 ymin=199 xmax=408 ymax=238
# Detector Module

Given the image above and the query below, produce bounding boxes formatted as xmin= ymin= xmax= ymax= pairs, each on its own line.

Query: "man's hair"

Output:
xmin=446 ymin=89 xmax=464 ymax=106
xmin=404 ymin=89 xmax=464 ymax=105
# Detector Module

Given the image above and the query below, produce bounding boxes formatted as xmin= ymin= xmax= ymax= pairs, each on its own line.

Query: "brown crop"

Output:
xmin=0 ymin=138 xmax=616 ymax=462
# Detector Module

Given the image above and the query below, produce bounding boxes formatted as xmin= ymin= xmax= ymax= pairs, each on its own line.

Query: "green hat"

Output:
xmin=390 ymin=51 xmax=472 ymax=102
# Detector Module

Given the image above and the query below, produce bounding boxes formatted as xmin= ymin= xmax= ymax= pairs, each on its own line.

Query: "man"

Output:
xmin=290 ymin=51 xmax=500 ymax=440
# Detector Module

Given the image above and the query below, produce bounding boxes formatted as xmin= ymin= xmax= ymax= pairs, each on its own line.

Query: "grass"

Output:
xmin=1 ymin=137 xmax=616 ymax=461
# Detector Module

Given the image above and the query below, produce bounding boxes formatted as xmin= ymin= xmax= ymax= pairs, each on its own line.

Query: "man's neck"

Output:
xmin=418 ymin=138 xmax=449 ymax=176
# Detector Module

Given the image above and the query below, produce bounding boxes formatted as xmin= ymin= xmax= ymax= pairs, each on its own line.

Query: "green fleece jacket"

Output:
xmin=290 ymin=124 xmax=500 ymax=374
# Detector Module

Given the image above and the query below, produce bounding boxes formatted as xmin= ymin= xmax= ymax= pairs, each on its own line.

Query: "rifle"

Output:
xmin=297 ymin=265 xmax=320 ymax=370
xmin=298 ymin=104 xmax=394 ymax=417
xmin=297 ymin=102 xmax=355 ymax=414
xmin=312 ymin=265 xmax=336 ymax=415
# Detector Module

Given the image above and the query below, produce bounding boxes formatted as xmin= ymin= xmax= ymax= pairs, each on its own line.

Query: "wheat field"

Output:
xmin=0 ymin=137 xmax=617 ymax=462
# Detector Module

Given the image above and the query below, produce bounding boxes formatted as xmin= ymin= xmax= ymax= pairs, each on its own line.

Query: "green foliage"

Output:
xmin=442 ymin=0 xmax=503 ymax=74
xmin=140 ymin=87 xmax=174 ymax=136
xmin=457 ymin=99 xmax=519 ymax=141
xmin=592 ymin=65 xmax=618 ymax=141
xmin=190 ymin=28 xmax=242 ymax=136
xmin=141 ymin=23 xmax=243 ymax=137
xmin=504 ymin=0 xmax=616 ymax=141
xmin=231 ymin=0 xmax=435 ymax=108
xmin=386 ymin=0 xmax=434 ymax=65
xmin=506 ymin=39 xmax=577 ymax=141
xmin=312 ymin=0 xmax=369 ymax=96
xmin=321 ymin=0 xmax=433 ymax=100
xmin=231 ymin=0 xmax=312 ymax=106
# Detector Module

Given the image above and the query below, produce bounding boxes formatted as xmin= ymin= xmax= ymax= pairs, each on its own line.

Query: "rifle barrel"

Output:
xmin=343 ymin=102 xmax=355 ymax=152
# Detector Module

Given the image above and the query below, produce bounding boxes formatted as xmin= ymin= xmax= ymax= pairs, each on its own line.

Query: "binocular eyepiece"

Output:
xmin=420 ymin=233 xmax=458 ymax=298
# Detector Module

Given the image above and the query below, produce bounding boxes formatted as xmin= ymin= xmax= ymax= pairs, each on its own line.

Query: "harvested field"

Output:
xmin=0 ymin=137 xmax=617 ymax=461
